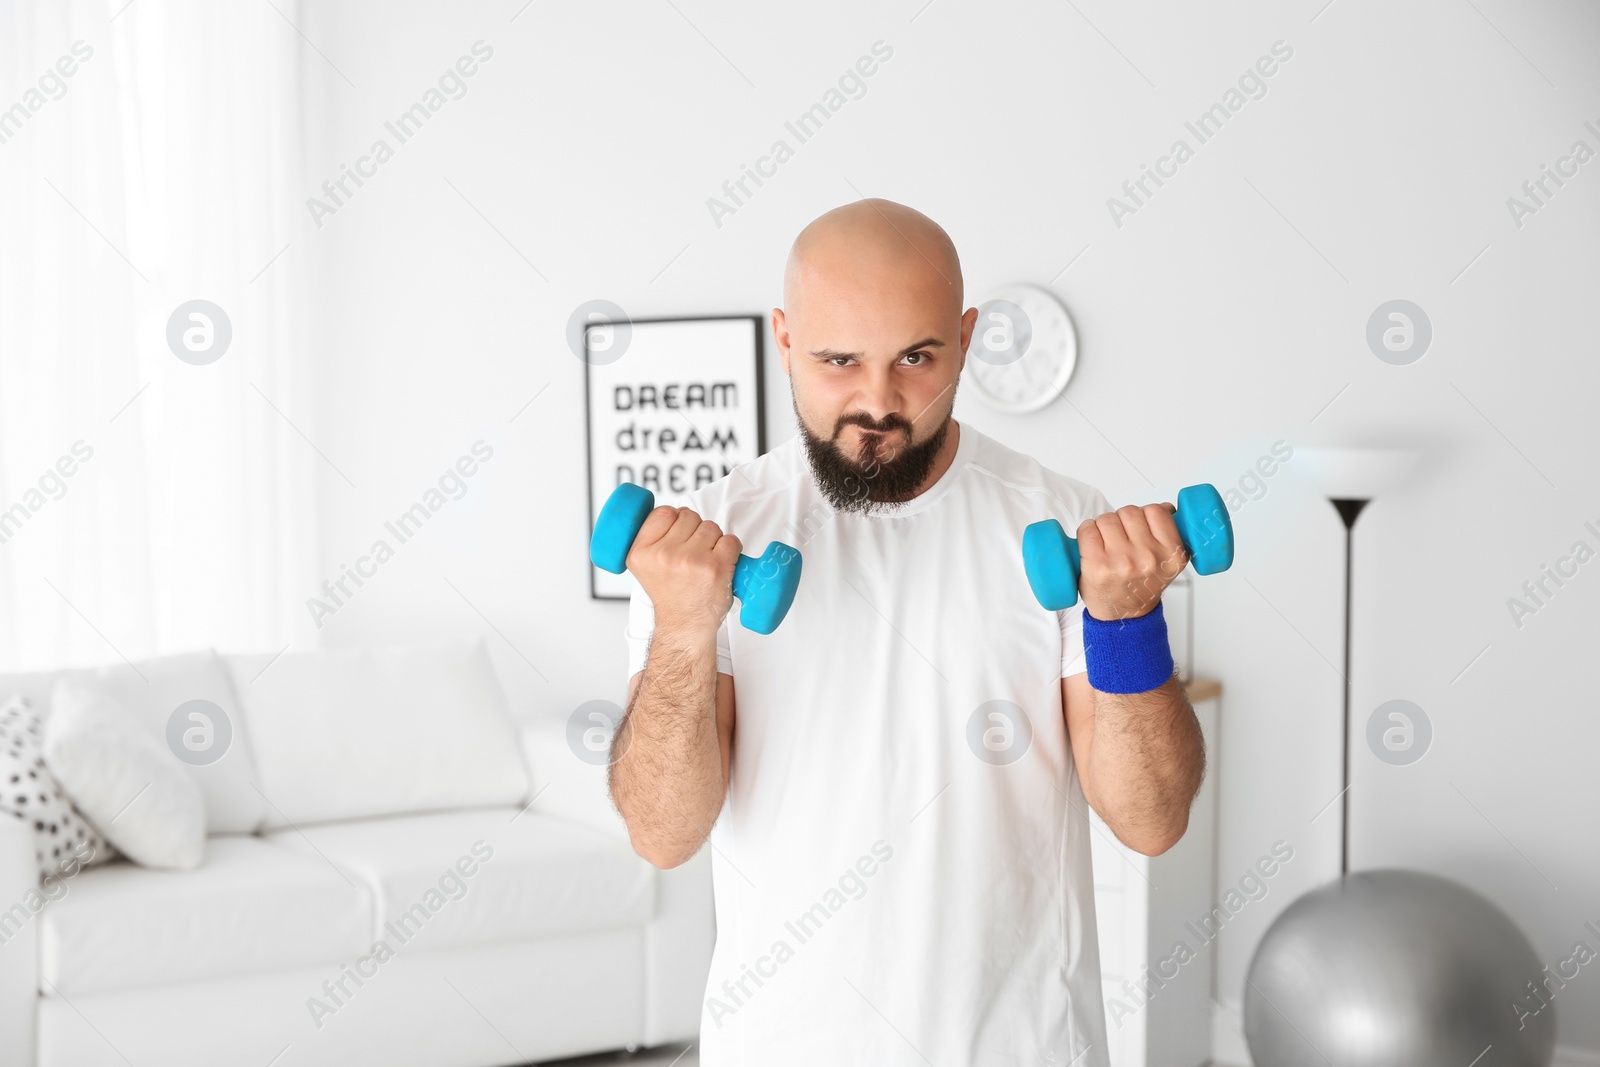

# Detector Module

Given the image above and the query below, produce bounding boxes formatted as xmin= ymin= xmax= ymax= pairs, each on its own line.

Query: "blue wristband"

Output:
xmin=1081 ymin=601 xmax=1175 ymax=694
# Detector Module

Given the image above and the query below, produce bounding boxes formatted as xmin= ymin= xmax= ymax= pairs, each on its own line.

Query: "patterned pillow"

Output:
xmin=0 ymin=694 xmax=117 ymax=880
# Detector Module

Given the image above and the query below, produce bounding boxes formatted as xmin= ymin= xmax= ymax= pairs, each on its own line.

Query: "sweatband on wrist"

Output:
xmin=1081 ymin=600 xmax=1175 ymax=694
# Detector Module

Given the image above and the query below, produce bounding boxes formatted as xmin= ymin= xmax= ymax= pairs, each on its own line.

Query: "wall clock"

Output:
xmin=965 ymin=282 xmax=1079 ymax=414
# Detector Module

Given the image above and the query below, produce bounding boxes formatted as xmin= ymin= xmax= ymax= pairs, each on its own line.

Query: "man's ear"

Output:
xmin=959 ymin=305 xmax=978 ymax=368
xmin=772 ymin=307 xmax=791 ymax=375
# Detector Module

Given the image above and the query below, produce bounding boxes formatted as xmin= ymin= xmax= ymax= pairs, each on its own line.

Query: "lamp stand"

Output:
xmin=1329 ymin=497 xmax=1369 ymax=877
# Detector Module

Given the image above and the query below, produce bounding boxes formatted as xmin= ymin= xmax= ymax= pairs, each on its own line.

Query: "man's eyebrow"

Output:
xmin=808 ymin=337 xmax=945 ymax=360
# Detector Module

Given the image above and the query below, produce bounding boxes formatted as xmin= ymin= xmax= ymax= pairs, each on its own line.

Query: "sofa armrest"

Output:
xmin=516 ymin=716 xmax=715 ymax=1043
xmin=516 ymin=716 xmax=630 ymax=843
xmin=0 ymin=815 xmax=37 ymax=1066
xmin=643 ymin=845 xmax=714 ymax=1045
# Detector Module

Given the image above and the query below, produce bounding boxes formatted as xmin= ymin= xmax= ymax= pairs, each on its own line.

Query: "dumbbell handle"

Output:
xmin=1023 ymin=483 xmax=1234 ymax=611
xmin=591 ymin=483 xmax=802 ymax=635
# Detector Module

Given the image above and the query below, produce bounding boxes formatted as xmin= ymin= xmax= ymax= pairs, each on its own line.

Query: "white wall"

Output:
xmin=294 ymin=0 xmax=1600 ymax=1055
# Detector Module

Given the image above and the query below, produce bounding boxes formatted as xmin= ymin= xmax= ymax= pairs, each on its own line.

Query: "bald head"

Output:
xmin=783 ymin=199 xmax=963 ymax=325
xmin=773 ymin=199 xmax=977 ymax=514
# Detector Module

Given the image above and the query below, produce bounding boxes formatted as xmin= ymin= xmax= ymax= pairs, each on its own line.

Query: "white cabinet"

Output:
xmin=1089 ymin=682 xmax=1220 ymax=1067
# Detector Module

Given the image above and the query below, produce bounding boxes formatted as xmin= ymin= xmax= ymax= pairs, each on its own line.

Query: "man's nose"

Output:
xmin=852 ymin=364 xmax=904 ymax=429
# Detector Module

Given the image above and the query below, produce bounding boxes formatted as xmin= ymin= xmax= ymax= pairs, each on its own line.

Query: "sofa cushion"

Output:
xmin=227 ymin=640 xmax=530 ymax=829
xmin=261 ymin=806 xmax=655 ymax=953
xmin=44 ymin=676 xmax=207 ymax=870
xmin=60 ymin=650 xmax=264 ymax=834
xmin=0 ymin=671 xmax=65 ymax=711
xmin=39 ymin=834 xmax=372 ymax=997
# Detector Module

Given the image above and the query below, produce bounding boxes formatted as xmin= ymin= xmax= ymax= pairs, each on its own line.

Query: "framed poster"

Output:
xmin=584 ymin=314 xmax=768 ymax=601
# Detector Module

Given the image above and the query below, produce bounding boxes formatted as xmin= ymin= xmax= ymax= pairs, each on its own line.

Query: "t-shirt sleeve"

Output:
xmin=625 ymin=580 xmax=734 ymax=680
xmin=1059 ymin=486 xmax=1115 ymax=679
xmin=1059 ymin=602 xmax=1089 ymax=679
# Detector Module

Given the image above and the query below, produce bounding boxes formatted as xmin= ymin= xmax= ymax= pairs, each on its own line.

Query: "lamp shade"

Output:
xmin=1297 ymin=447 xmax=1418 ymax=500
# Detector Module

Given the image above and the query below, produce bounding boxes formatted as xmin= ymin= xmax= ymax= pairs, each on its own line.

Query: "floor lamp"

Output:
xmin=1242 ymin=446 xmax=1555 ymax=1066
xmin=1300 ymin=446 xmax=1418 ymax=876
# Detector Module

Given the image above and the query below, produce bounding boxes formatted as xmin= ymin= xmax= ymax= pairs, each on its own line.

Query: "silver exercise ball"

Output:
xmin=1244 ymin=869 xmax=1554 ymax=1067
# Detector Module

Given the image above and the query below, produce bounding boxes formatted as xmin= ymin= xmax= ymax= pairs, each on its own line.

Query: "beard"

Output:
xmin=792 ymin=392 xmax=955 ymax=516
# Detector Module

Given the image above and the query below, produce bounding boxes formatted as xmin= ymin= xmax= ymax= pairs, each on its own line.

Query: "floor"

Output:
xmin=528 ymin=1042 xmax=1221 ymax=1066
xmin=534 ymin=1043 xmax=697 ymax=1067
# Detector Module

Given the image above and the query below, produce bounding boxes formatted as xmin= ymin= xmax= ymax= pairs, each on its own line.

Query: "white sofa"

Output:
xmin=0 ymin=642 xmax=712 ymax=1067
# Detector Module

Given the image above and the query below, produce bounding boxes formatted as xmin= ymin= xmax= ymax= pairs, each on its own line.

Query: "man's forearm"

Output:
xmin=1086 ymin=675 xmax=1205 ymax=855
xmin=609 ymin=624 xmax=724 ymax=868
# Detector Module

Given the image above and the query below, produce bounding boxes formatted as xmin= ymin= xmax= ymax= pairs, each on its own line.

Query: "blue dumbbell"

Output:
xmin=590 ymin=483 xmax=803 ymax=636
xmin=1022 ymin=484 xmax=1234 ymax=611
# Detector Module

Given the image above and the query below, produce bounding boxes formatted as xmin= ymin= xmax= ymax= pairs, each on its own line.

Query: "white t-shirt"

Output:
xmin=625 ymin=421 xmax=1114 ymax=1067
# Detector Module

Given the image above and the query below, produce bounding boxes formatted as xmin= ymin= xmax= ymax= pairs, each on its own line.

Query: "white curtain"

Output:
xmin=0 ymin=0 xmax=320 ymax=669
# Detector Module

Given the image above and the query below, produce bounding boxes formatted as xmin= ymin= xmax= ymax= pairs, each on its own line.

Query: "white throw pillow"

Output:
xmin=230 ymin=638 xmax=530 ymax=829
xmin=43 ymin=676 xmax=206 ymax=870
xmin=62 ymin=649 xmax=264 ymax=834
xmin=0 ymin=695 xmax=118 ymax=880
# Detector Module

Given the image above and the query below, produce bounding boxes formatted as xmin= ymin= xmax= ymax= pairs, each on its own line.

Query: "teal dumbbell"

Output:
xmin=1022 ymin=484 xmax=1234 ymax=610
xmin=590 ymin=483 xmax=803 ymax=636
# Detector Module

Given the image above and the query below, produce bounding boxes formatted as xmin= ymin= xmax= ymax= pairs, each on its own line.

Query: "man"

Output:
xmin=610 ymin=198 xmax=1205 ymax=1066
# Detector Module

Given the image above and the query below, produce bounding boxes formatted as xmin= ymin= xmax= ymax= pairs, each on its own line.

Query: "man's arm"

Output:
xmin=1063 ymin=670 xmax=1204 ymax=856
xmin=609 ymin=626 xmax=736 ymax=869
xmin=607 ymin=503 xmax=742 ymax=870
xmin=1063 ymin=500 xmax=1209 ymax=856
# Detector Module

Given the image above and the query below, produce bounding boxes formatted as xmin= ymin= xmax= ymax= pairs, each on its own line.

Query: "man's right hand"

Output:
xmin=626 ymin=505 xmax=743 ymax=636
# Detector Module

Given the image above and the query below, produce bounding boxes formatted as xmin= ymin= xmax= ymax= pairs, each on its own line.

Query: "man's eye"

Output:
xmin=830 ymin=357 xmax=852 ymax=367
xmin=903 ymin=352 xmax=927 ymax=365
